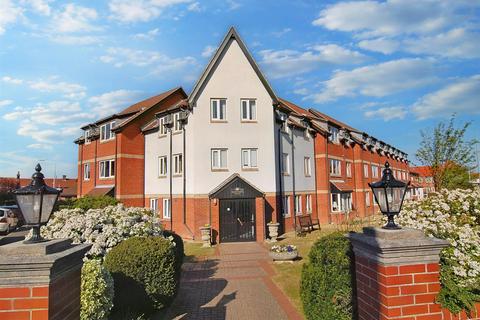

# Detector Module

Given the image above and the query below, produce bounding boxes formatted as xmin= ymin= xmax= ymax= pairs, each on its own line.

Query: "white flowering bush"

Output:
xmin=40 ymin=204 xmax=163 ymax=258
xmin=81 ymin=259 xmax=114 ymax=320
xmin=397 ymin=188 xmax=480 ymax=313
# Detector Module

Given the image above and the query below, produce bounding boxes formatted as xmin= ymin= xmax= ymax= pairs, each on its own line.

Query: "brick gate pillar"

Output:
xmin=349 ymin=227 xmax=449 ymax=320
xmin=0 ymin=238 xmax=91 ymax=320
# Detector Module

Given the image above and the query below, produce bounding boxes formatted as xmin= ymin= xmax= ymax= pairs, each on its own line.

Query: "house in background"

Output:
xmin=409 ymin=166 xmax=435 ymax=200
xmin=0 ymin=174 xmax=77 ymax=201
xmin=75 ymin=27 xmax=410 ymax=242
xmin=75 ymin=87 xmax=187 ymax=206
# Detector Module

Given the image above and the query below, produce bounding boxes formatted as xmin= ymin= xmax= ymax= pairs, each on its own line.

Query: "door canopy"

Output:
xmin=209 ymin=174 xmax=264 ymax=199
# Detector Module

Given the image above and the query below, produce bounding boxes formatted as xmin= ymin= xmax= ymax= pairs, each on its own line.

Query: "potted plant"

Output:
xmin=269 ymin=244 xmax=298 ymax=261
xmin=267 ymin=221 xmax=280 ymax=242
xmin=199 ymin=224 xmax=211 ymax=247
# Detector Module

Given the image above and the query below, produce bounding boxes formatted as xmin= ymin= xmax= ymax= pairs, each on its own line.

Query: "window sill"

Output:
xmin=158 ymin=175 xmax=167 ymax=179
xmin=99 ymin=177 xmax=115 ymax=180
xmin=330 ymin=173 xmax=341 ymax=177
xmin=210 ymin=120 xmax=228 ymax=123
xmin=242 ymin=167 xmax=258 ymax=171
xmin=305 ymin=174 xmax=312 ymax=177
xmin=283 ymin=214 xmax=291 ymax=218
xmin=211 ymin=168 xmax=229 ymax=172
xmin=282 ymin=173 xmax=290 ymax=176
xmin=83 ymin=179 xmax=90 ymax=181
xmin=100 ymin=138 xmax=115 ymax=144
xmin=241 ymin=120 xmax=257 ymax=123
xmin=173 ymin=174 xmax=183 ymax=177
xmin=158 ymin=134 xmax=167 ymax=138
xmin=172 ymin=131 xmax=182 ymax=135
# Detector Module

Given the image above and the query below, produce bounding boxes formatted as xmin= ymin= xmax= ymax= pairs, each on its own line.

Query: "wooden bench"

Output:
xmin=297 ymin=215 xmax=320 ymax=234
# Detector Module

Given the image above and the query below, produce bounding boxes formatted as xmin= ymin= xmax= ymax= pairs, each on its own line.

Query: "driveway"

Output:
xmin=161 ymin=242 xmax=303 ymax=320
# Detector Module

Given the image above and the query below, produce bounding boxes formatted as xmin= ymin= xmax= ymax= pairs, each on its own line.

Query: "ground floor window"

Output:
xmin=295 ymin=195 xmax=302 ymax=215
xmin=150 ymin=198 xmax=158 ymax=213
xmin=365 ymin=191 xmax=371 ymax=207
xmin=306 ymin=194 xmax=312 ymax=213
xmin=282 ymin=196 xmax=291 ymax=217
xmin=163 ymin=198 xmax=171 ymax=219
xmin=331 ymin=192 xmax=352 ymax=212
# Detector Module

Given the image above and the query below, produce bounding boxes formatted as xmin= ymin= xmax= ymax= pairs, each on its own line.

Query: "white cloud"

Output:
xmin=293 ymin=88 xmax=309 ymax=96
xmin=313 ymin=0 xmax=476 ymax=37
xmin=364 ymin=106 xmax=407 ymax=121
xmin=0 ymin=0 xmax=23 ymax=35
xmin=109 ymin=0 xmax=191 ymax=23
xmin=358 ymin=37 xmax=400 ymax=54
xmin=187 ymin=2 xmax=202 ymax=12
xmin=2 ymin=76 xmax=23 ymax=84
xmin=52 ymin=3 xmax=99 ymax=33
xmin=99 ymin=47 xmax=196 ymax=74
xmin=0 ymin=99 xmax=13 ymax=107
xmin=201 ymin=45 xmax=215 ymax=58
xmin=50 ymin=34 xmax=101 ymax=45
xmin=28 ymin=78 xmax=86 ymax=99
xmin=272 ymin=28 xmax=291 ymax=38
xmin=310 ymin=58 xmax=437 ymax=102
xmin=412 ymin=75 xmax=480 ymax=119
xmin=27 ymin=143 xmax=53 ymax=150
xmin=259 ymin=44 xmax=366 ymax=79
xmin=226 ymin=0 xmax=241 ymax=11
xmin=133 ymin=28 xmax=160 ymax=40
xmin=22 ymin=0 xmax=51 ymax=16
xmin=88 ymin=89 xmax=142 ymax=117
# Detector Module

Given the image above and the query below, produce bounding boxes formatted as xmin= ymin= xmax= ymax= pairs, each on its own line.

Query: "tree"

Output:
xmin=416 ymin=115 xmax=477 ymax=191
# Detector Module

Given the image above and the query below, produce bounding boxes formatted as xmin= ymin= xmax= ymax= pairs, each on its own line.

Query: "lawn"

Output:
xmin=269 ymin=215 xmax=382 ymax=318
xmin=184 ymin=241 xmax=216 ymax=262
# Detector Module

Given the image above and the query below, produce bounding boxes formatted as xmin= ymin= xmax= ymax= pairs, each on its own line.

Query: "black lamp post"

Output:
xmin=369 ymin=161 xmax=409 ymax=230
xmin=13 ymin=164 xmax=60 ymax=244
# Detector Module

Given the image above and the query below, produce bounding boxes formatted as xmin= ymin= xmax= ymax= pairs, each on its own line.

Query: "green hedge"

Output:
xmin=80 ymin=259 xmax=114 ymax=320
xmin=301 ymin=232 xmax=356 ymax=320
xmin=58 ymin=195 xmax=119 ymax=211
xmin=104 ymin=236 xmax=180 ymax=316
xmin=162 ymin=230 xmax=184 ymax=271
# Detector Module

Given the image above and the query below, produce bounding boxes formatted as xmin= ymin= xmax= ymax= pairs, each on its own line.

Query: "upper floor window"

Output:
xmin=83 ymin=163 xmax=90 ymax=181
xmin=328 ymin=126 xmax=339 ymax=143
xmin=158 ymin=156 xmax=167 ymax=177
xmin=346 ymin=162 xmax=352 ymax=177
xmin=211 ymin=149 xmax=228 ymax=170
xmin=304 ymin=157 xmax=312 ymax=177
xmin=241 ymin=99 xmax=256 ymax=121
xmin=173 ymin=113 xmax=181 ymax=132
xmin=372 ymin=165 xmax=379 ymax=178
xmin=173 ymin=154 xmax=183 ymax=175
xmin=99 ymin=160 xmax=115 ymax=178
xmin=329 ymin=159 xmax=341 ymax=176
xmin=211 ymin=98 xmax=226 ymax=121
xmin=364 ymin=164 xmax=369 ymax=178
xmin=100 ymin=121 xmax=115 ymax=141
xmin=282 ymin=153 xmax=290 ymax=175
xmin=159 ymin=117 xmax=167 ymax=136
xmin=241 ymin=148 xmax=257 ymax=169
xmin=85 ymin=129 xmax=91 ymax=144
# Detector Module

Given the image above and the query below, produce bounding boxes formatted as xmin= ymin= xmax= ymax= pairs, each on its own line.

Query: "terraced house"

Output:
xmin=75 ymin=27 xmax=409 ymax=242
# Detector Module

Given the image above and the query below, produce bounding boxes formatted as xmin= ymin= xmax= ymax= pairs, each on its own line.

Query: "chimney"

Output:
xmin=62 ymin=175 xmax=67 ymax=180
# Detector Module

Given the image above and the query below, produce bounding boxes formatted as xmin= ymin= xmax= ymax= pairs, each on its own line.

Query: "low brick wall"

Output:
xmin=0 ymin=285 xmax=49 ymax=320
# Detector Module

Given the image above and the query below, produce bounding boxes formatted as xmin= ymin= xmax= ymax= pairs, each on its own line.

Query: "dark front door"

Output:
xmin=219 ymin=198 xmax=256 ymax=242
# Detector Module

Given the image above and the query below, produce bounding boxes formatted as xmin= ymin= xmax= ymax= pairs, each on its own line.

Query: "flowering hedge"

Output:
xmin=40 ymin=204 xmax=163 ymax=258
xmin=397 ymin=188 xmax=480 ymax=313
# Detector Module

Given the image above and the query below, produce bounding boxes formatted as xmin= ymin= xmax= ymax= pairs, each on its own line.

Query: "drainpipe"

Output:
xmin=79 ymin=141 xmax=83 ymax=197
xmin=290 ymin=125 xmax=297 ymax=233
xmin=277 ymin=122 xmax=284 ymax=225
xmin=312 ymin=133 xmax=319 ymax=224
xmin=169 ymin=127 xmax=173 ymax=231
xmin=182 ymin=121 xmax=194 ymax=239
xmin=94 ymin=136 xmax=98 ymax=188
xmin=114 ymin=131 xmax=118 ymax=200
xmin=143 ymin=134 xmax=145 ymax=207
xmin=326 ymin=134 xmax=331 ymax=224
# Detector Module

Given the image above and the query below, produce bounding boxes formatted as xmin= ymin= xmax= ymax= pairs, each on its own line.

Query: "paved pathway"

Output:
xmin=162 ymin=242 xmax=303 ymax=320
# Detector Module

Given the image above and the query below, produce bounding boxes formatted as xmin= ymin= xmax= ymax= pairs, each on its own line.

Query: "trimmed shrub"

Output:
xmin=104 ymin=236 xmax=179 ymax=316
xmin=73 ymin=195 xmax=119 ymax=210
xmin=301 ymin=232 xmax=356 ymax=320
xmin=162 ymin=230 xmax=184 ymax=270
xmin=81 ymin=259 xmax=114 ymax=320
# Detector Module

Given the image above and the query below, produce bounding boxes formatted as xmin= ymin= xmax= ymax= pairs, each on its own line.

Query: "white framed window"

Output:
xmin=364 ymin=164 xmax=369 ymax=178
xmin=331 ymin=192 xmax=352 ymax=212
xmin=365 ymin=191 xmax=371 ymax=207
xmin=159 ymin=117 xmax=167 ymax=136
xmin=158 ymin=156 xmax=167 ymax=177
xmin=83 ymin=163 xmax=90 ymax=181
xmin=99 ymin=160 xmax=115 ymax=178
xmin=241 ymin=99 xmax=256 ymax=121
xmin=329 ymin=159 xmax=341 ymax=176
xmin=346 ymin=162 xmax=352 ymax=177
xmin=372 ymin=165 xmax=379 ymax=178
xmin=295 ymin=195 xmax=302 ymax=215
xmin=282 ymin=153 xmax=290 ymax=175
xmin=173 ymin=154 xmax=183 ymax=175
xmin=304 ymin=157 xmax=312 ymax=177
xmin=85 ymin=129 xmax=91 ymax=144
xmin=282 ymin=196 xmax=291 ymax=217
xmin=211 ymin=98 xmax=226 ymax=121
xmin=163 ymin=198 xmax=171 ymax=219
xmin=173 ymin=113 xmax=181 ymax=132
xmin=281 ymin=121 xmax=290 ymax=134
xmin=306 ymin=195 xmax=312 ymax=213
xmin=211 ymin=149 xmax=228 ymax=169
xmin=328 ymin=126 xmax=339 ymax=143
xmin=241 ymin=148 xmax=258 ymax=169
xmin=100 ymin=121 xmax=115 ymax=141
xmin=150 ymin=198 xmax=158 ymax=213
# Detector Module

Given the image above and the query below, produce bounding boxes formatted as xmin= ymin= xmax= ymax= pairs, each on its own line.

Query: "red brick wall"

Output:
xmin=0 ymin=286 xmax=48 ymax=320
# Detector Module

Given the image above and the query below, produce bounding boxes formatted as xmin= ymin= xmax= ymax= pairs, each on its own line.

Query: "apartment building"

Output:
xmin=76 ymin=27 xmax=410 ymax=242
xmin=75 ymin=87 xmax=187 ymax=206
xmin=408 ymin=166 xmax=435 ymax=200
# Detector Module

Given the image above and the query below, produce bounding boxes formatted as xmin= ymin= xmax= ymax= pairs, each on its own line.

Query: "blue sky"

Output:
xmin=0 ymin=0 xmax=479 ymax=178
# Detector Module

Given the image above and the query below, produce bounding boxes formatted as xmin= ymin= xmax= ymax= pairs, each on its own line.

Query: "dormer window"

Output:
xmin=159 ymin=117 xmax=167 ymax=136
xmin=100 ymin=121 xmax=115 ymax=141
xmin=85 ymin=129 xmax=91 ymax=144
xmin=173 ymin=113 xmax=181 ymax=132
xmin=328 ymin=126 xmax=339 ymax=143
xmin=281 ymin=121 xmax=290 ymax=134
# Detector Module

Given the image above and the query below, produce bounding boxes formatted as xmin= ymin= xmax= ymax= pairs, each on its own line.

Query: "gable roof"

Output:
xmin=209 ymin=173 xmax=264 ymax=199
xmin=188 ymin=27 xmax=278 ymax=105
